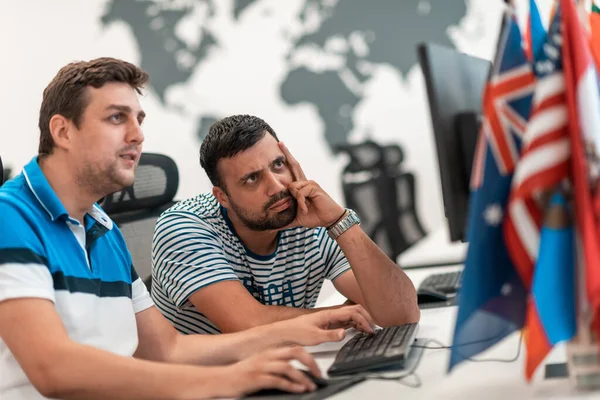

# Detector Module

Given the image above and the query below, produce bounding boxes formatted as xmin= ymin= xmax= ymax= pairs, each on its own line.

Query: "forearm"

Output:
xmin=336 ymin=225 xmax=420 ymax=326
xmin=219 ymin=304 xmax=335 ymax=333
xmin=39 ymin=342 xmax=227 ymax=400
xmin=169 ymin=323 xmax=299 ymax=365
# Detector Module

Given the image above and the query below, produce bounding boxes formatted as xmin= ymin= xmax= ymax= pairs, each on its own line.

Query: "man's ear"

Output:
xmin=48 ymin=114 xmax=74 ymax=151
xmin=213 ymin=186 xmax=230 ymax=208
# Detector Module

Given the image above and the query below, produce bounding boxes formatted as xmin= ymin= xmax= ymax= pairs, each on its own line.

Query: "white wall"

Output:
xmin=0 ymin=0 xmax=556 ymax=236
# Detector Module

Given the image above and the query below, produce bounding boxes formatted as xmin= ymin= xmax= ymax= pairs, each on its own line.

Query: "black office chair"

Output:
xmin=337 ymin=141 xmax=426 ymax=261
xmin=342 ymin=177 xmax=395 ymax=257
xmin=0 ymin=155 xmax=3 ymax=186
xmin=338 ymin=140 xmax=387 ymax=174
xmin=100 ymin=153 xmax=179 ymax=291
xmin=394 ymin=172 xmax=427 ymax=249
xmin=337 ymin=141 xmax=392 ymax=254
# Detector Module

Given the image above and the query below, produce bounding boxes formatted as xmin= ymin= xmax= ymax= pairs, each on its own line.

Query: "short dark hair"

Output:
xmin=200 ymin=114 xmax=278 ymax=187
xmin=38 ymin=57 xmax=149 ymax=156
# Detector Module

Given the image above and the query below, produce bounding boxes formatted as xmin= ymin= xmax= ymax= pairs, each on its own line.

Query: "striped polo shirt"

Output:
xmin=151 ymin=193 xmax=351 ymax=334
xmin=0 ymin=157 xmax=154 ymax=400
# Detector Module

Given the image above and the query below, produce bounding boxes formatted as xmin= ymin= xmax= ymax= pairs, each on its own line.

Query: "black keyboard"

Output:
xmin=417 ymin=270 xmax=463 ymax=306
xmin=327 ymin=323 xmax=418 ymax=376
xmin=420 ymin=270 xmax=462 ymax=293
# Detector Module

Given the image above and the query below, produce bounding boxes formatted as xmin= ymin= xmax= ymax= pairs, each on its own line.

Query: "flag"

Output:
xmin=561 ymin=0 xmax=600 ymax=342
xmin=524 ymin=0 xmax=547 ymax=62
xmin=505 ymin=4 xmax=577 ymax=379
xmin=449 ymin=10 xmax=535 ymax=371
xmin=524 ymin=191 xmax=576 ymax=379
xmin=504 ymin=2 xmax=569 ymax=303
xmin=590 ymin=2 xmax=600 ymax=69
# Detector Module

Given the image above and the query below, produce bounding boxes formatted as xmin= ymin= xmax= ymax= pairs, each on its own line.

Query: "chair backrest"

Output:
xmin=342 ymin=177 xmax=394 ymax=257
xmin=338 ymin=141 xmax=426 ymax=261
xmin=337 ymin=140 xmax=386 ymax=174
xmin=0 ymin=155 xmax=3 ymax=186
xmin=393 ymin=172 xmax=427 ymax=251
xmin=100 ymin=153 xmax=179 ymax=290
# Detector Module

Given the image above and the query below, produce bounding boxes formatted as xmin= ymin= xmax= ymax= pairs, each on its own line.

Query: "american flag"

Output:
xmin=504 ymin=7 xmax=569 ymax=290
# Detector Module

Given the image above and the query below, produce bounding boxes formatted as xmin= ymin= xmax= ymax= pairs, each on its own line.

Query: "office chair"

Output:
xmin=394 ymin=172 xmax=427 ymax=249
xmin=337 ymin=141 xmax=426 ymax=260
xmin=100 ymin=153 xmax=179 ymax=291
xmin=341 ymin=178 xmax=393 ymax=256
xmin=0 ymin=155 xmax=3 ymax=186
xmin=337 ymin=141 xmax=391 ymax=252
xmin=338 ymin=140 xmax=386 ymax=174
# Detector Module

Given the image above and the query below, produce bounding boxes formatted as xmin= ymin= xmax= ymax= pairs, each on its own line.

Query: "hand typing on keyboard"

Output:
xmin=328 ymin=323 xmax=419 ymax=376
xmin=276 ymin=305 xmax=376 ymax=349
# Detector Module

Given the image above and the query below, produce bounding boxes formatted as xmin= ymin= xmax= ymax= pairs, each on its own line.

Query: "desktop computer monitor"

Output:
xmin=417 ymin=43 xmax=491 ymax=243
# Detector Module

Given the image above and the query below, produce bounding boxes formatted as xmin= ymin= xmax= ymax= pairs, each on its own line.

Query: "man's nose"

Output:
xmin=126 ymin=120 xmax=145 ymax=144
xmin=265 ymin=171 xmax=285 ymax=197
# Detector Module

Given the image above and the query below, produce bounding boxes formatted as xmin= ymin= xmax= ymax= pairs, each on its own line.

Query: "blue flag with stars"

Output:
xmin=449 ymin=11 xmax=535 ymax=371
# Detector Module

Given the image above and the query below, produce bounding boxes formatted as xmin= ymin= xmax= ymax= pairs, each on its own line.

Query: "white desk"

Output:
xmin=397 ymin=227 xmax=468 ymax=269
xmin=311 ymin=268 xmax=594 ymax=400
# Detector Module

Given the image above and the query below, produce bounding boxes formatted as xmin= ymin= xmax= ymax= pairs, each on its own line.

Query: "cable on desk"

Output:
xmin=367 ymin=372 xmax=422 ymax=388
xmin=326 ymin=333 xmax=523 ymax=390
xmin=340 ymin=335 xmax=432 ymax=389
xmin=412 ymin=331 xmax=523 ymax=363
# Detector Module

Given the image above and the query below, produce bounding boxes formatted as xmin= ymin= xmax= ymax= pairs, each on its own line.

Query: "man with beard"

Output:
xmin=151 ymin=115 xmax=420 ymax=335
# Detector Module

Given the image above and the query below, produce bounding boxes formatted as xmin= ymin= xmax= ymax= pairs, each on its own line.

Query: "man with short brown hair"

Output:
xmin=0 ymin=57 xmax=373 ymax=399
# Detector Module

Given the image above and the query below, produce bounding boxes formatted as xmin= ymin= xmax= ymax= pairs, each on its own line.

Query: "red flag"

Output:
xmin=561 ymin=0 xmax=600 ymax=339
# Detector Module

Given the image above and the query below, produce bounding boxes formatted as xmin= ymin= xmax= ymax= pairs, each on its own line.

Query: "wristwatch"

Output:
xmin=327 ymin=209 xmax=361 ymax=240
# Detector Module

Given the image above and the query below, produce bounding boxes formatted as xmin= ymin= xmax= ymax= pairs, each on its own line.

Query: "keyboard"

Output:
xmin=327 ymin=323 xmax=418 ymax=376
xmin=421 ymin=270 xmax=462 ymax=292
xmin=417 ymin=270 xmax=462 ymax=305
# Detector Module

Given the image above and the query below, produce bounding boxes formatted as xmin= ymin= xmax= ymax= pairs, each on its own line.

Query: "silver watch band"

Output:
xmin=327 ymin=209 xmax=361 ymax=240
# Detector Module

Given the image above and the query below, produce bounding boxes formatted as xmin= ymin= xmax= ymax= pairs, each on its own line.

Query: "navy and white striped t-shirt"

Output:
xmin=151 ymin=193 xmax=351 ymax=334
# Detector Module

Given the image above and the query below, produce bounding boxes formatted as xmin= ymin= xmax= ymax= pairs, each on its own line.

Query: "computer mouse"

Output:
xmin=300 ymin=369 xmax=329 ymax=389
xmin=243 ymin=369 xmax=328 ymax=398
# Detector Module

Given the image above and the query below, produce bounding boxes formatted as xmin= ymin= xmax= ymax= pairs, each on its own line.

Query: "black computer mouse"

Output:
xmin=243 ymin=370 xmax=328 ymax=398
xmin=300 ymin=370 xmax=328 ymax=389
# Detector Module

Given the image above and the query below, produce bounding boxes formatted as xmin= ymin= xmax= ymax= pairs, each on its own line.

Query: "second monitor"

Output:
xmin=417 ymin=42 xmax=491 ymax=243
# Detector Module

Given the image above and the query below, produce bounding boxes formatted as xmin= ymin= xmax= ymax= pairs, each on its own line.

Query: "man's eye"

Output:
xmin=245 ymin=175 xmax=258 ymax=184
xmin=274 ymin=160 xmax=285 ymax=169
xmin=109 ymin=113 xmax=123 ymax=123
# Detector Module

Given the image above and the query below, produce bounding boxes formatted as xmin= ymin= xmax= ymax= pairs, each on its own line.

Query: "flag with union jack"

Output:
xmin=449 ymin=9 xmax=536 ymax=371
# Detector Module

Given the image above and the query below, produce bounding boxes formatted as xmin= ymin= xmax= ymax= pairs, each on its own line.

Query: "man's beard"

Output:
xmin=229 ymin=190 xmax=298 ymax=231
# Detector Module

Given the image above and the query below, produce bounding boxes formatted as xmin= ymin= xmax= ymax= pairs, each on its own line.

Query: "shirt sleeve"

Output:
xmin=130 ymin=265 xmax=154 ymax=313
xmin=0 ymin=201 xmax=55 ymax=304
xmin=317 ymin=228 xmax=352 ymax=281
xmin=152 ymin=211 xmax=239 ymax=308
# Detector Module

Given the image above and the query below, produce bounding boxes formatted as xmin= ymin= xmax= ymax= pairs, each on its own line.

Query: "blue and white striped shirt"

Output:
xmin=151 ymin=193 xmax=351 ymax=334
xmin=0 ymin=157 xmax=153 ymax=400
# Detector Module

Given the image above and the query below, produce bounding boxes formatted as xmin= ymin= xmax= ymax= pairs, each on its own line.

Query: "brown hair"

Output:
xmin=38 ymin=57 xmax=149 ymax=155
xmin=200 ymin=115 xmax=278 ymax=188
